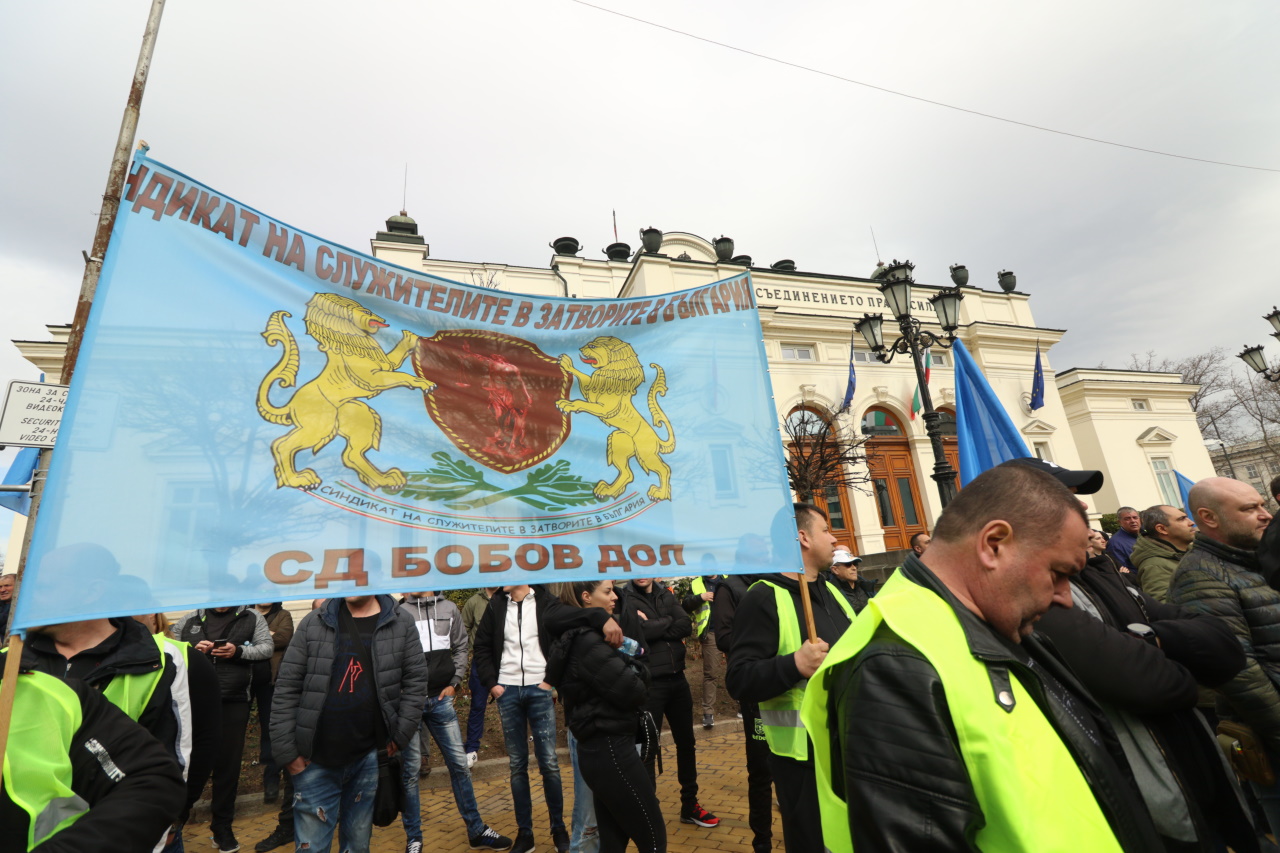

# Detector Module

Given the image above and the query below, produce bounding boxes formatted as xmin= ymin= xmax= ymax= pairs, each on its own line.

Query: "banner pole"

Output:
xmin=798 ymin=572 xmax=818 ymax=644
xmin=0 ymin=0 xmax=167 ymax=783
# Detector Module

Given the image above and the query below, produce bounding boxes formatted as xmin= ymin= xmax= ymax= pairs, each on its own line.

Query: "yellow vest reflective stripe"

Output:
xmin=801 ymin=570 xmax=1123 ymax=853
xmin=2 ymin=671 xmax=89 ymax=849
xmin=691 ymin=578 xmax=710 ymax=639
xmin=754 ymin=578 xmax=856 ymax=761
xmin=101 ymin=634 xmax=168 ymax=721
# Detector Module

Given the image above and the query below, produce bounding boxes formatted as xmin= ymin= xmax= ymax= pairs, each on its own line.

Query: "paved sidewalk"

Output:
xmin=184 ymin=722 xmax=779 ymax=852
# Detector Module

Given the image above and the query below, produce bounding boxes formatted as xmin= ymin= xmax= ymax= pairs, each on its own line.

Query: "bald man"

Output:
xmin=1169 ymin=477 xmax=1280 ymax=837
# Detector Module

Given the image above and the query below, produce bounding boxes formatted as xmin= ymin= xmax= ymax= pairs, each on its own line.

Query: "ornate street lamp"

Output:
xmin=1239 ymin=306 xmax=1280 ymax=382
xmin=856 ymin=261 xmax=967 ymax=506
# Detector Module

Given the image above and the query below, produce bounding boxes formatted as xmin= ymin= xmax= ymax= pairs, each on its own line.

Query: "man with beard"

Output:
xmin=1171 ymin=477 xmax=1280 ymax=839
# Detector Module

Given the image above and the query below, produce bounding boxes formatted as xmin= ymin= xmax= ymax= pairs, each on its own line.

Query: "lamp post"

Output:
xmin=1239 ymin=306 xmax=1280 ymax=382
xmin=855 ymin=260 xmax=966 ymax=507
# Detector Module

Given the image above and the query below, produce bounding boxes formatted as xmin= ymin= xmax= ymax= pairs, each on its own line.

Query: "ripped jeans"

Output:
xmin=291 ymin=749 xmax=378 ymax=853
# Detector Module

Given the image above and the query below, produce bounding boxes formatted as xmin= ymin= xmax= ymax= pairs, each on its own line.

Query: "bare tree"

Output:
xmin=782 ymin=406 xmax=871 ymax=502
xmin=1126 ymin=347 xmax=1241 ymax=437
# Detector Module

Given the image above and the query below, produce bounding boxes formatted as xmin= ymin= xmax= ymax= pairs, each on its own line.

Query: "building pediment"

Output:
xmin=1021 ymin=419 xmax=1057 ymax=436
xmin=1136 ymin=426 xmax=1178 ymax=445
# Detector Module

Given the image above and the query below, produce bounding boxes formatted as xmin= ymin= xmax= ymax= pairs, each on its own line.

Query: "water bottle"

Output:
xmin=620 ymin=636 xmax=640 ymax=657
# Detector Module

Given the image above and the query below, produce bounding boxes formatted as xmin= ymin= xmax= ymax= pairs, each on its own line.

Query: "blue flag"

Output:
xmin=839 ymin=328 xmax=857 ymax=412
xmin=1175 ymin=470 xmax=1197 ymax=514
xmin=953 ymin=339 xmax=1031 ymax=486
xmin=13 ymin=154 xmax=799 ymax=629
xmin=0 ymin=447 xmax=39 ymax=516
xmin=1030 ymin=342 xmax=1045 ymax=411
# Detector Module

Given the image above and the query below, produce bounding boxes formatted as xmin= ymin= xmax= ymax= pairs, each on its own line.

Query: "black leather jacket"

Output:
xmin=823 ymin=556 xmax=1162 ymax=853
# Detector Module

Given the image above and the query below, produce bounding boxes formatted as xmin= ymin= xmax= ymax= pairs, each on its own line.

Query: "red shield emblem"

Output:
xmin=412 ymin=331 xmax=571 ymax=473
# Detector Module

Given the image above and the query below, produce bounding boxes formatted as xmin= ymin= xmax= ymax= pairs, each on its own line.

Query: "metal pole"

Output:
xmin=0 ymin=0 xmax=167 ymax=784
xmin=902 ymin=319 xmax=957 ymax=507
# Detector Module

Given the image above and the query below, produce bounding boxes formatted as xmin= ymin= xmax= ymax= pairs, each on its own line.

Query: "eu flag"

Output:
xmin=1030 ymin=342 xmax=1045 ymax=411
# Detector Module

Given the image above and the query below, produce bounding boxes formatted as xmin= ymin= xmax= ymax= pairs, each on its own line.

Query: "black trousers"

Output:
xmin=740 ymin=700 xmax=773 ymax=853
xmin=578 ymin=733 xmax=666 ymax=853
xmin=642 ymin=673 xmax=699 ymax=810
xmin=251 ymin=677 xmax=276 ymax=773
xmin=766 ymin=752 xmax=822 ymax=853
xmin=211 ymin=701 xmax=250 ymax=831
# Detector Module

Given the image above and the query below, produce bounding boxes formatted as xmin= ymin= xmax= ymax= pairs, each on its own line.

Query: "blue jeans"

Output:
xmin=401 ymin=695 xmax=485 ymax=840
xmin=465 ymin=662 xmax=488 ymax=754
xmin=496 ymin=684 xmax=565 ymax=833
xmin=291 ymin=750 xmax=378 ymax=853
xmin=567 ymin=731 xmax=599 ymax=853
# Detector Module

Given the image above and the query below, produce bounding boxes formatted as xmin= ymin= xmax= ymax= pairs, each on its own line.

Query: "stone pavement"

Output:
xmin=184 ymin=721 xmax=780 ymax=852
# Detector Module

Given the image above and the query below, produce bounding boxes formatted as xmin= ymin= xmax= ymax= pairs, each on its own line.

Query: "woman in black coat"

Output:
xmin=549 ymin=580 xmax=664 ymax=853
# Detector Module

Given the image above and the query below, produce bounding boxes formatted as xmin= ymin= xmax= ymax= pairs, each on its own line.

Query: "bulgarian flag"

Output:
xmin=911 ymin=356 xmax=931 ymax=420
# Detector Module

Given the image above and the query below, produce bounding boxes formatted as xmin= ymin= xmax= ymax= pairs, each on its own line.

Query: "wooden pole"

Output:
xmin=797 ymin=571 xmax=818 ymax=645
xmin=0 ymin=0 xmax=167 ymax=783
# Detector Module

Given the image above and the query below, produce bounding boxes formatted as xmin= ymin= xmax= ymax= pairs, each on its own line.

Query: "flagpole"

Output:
xmin=0 ymin=0 xmax=167 ymax=783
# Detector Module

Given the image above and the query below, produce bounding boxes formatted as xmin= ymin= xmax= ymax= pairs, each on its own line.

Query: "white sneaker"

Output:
xmin=467 ymin=751 xmax=478 ymax=769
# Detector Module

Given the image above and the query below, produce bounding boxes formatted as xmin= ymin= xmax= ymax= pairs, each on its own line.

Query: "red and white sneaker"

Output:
xmin=680 ymin=804 xmax=720 ymax=828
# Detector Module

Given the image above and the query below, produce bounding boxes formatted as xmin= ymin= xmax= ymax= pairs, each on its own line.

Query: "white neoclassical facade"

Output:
xmin=365 ymin=217 xmax=1217 ymax=556
xmin=8 ymin=220 xmax=1217 ymax=561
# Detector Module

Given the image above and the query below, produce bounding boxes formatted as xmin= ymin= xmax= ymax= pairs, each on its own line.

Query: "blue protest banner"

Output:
xmin=13 ymin=155 xmax=798 ymax=628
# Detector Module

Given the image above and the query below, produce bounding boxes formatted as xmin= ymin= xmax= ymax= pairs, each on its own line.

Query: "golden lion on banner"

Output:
xmin=256 ymin=293 xmax=435 ymax=491
xmin=557 ymin=336 xmax=675 ymax=501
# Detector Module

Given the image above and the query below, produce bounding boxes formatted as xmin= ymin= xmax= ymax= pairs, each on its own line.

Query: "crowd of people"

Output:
xmin=9 ymin=460 xmax=1280 ymax=852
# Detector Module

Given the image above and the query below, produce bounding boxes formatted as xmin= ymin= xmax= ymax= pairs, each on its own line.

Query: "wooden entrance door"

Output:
xmin=863 ymin=408 xmax=928 ymax=551
xmin=812 ymin=484 xmax=856 ymax=553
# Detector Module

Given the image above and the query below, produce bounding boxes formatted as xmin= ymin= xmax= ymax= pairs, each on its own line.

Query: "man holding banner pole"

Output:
xmin=725 ymin=503 xmax=854 ymax=852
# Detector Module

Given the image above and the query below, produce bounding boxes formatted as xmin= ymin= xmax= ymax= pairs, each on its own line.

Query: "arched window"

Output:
xmin=785 ymin=406 xmax=833 ymax=439
xmin=936 ymin=408 xmax=957 ymax=437
xmin=861 ymin=407 xmax=903 ymax=438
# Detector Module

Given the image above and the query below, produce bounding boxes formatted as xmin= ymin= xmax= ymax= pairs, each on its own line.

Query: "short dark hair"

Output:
xmin=794 ymin=502 xmax=827 ymax=533
xmin=1139 ymin=505 xmax=1172 ymax=538
xmin=1117 ymin=506 xmax=1138 ymax=517
xmin=1270 ymin=475 xmax=1280 ymax=502
xmin=909 ymin=532 xmax=929 ymax=549
xmin=934 ymin=462 xmax=1088 ymax=547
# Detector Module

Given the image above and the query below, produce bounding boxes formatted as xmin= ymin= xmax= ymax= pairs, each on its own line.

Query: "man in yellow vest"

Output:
xmin=0 ymin=662 xmax=186 ymax=852
xmin=725 ymin=503 xmax=854 ymax=853
xmin=801 ymin=463 xmax=1164 ymax=852
xmin=679 ymin=561 xmax=722 ymax=729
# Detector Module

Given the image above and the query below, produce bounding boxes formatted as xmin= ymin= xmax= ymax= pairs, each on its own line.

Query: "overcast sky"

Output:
xmin=2 ymin=0 xmax=1278 ymax=558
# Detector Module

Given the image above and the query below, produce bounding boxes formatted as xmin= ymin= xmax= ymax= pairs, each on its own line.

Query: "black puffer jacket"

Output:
xmin=270 ymin=596 xmax=429 ymax=766
xmin=619 ymin=582 xmax=691 ymax=676
xmin=548 ymin=626 xmax=649 ymax=740
xmin=1170 ymin=534 xmax=1280 ymax=753
xmin=174 ymin=606 xmax=272 ymax=702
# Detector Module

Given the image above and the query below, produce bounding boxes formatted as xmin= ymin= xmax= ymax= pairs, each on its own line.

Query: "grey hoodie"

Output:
xmin=400 ymin=593 xmax=469 ymax=694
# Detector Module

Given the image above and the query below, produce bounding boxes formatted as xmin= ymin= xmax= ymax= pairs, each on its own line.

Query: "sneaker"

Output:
xmin=470 ymin=826 xmax=514 ymax=851
xmin=702 ymin=713 xmax=715 ymax=729
xmin=212 ymin=827 xmax=241 ymax=852
xmin=406 ymin=842 xmax=424 ymax=853
xmin=254 ymin=824 xmax=292 ymax=853
xmin=467 ymin=750 xmax=479 ymax=769
xmin=552 ymin=827 xmax=569 ymax=853
xmin=681 ymin=804 xmax=721 ymax=828
xmin=511 ymin=829 xmax=536 ymax=853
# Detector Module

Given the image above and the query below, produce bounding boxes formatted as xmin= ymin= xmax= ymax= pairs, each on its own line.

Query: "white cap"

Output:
xmin=831 ymin=548 xmax=860 ymax=566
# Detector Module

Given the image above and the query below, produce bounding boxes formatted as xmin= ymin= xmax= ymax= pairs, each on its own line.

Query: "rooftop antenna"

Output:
xmin=612 ymin=210 xmax=618 ymax=242
xmin=870 ymin=225 xmax=882 ymax=263
xmin=402 ymin=163 xmax=408 ymax=213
